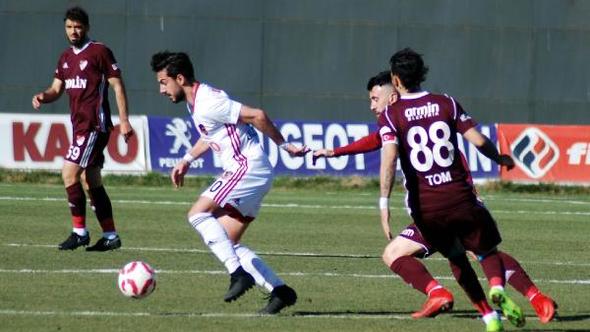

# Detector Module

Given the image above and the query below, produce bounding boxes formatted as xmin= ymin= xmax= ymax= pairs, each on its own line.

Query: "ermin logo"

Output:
xmin=511 ymin=127 xmax=559 ymax=179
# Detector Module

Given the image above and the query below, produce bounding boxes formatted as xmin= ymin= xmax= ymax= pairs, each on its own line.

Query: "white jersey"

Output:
xmin=187 ymin=82 xmax=270 ymax=172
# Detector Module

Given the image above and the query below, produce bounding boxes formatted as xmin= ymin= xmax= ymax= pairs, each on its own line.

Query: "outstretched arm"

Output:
xmin=239 ymin=105 xmax=309 ymax=156
xmin=32 ymin=78 xmax=64 ymax=110
xmin=463 ymin=128 xmax=514 ymax=170
xmin=313 ymin=131 xmax=382 ymax=162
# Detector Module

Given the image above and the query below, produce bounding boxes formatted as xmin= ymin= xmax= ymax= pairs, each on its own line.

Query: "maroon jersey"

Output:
xmin=54 ymin=41 xmax=121 ymax=135
xmin=378 ymin=92 xmax=478 ymax=215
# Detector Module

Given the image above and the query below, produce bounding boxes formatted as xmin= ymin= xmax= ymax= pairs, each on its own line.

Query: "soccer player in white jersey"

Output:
xmin=151 ymin=51 xmax=308 ymax=314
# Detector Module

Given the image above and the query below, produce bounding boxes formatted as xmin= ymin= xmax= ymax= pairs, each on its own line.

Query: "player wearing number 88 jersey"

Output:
xmin=379 ymin=48 xmax=527 ymax=331
xmin=379 ymin=93 xmax=477 ymax=213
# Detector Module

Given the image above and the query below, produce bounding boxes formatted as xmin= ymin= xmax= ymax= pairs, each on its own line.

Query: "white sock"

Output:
xmin=234 ymin=243 xmax=284 ymax=292
xmin=72 ymin=228 xmax=87 ymax=236
xmin=482 ymin=311 xmax=499 ymax=324
xmin=103 ymin=232 xmax=117 ymax=240
xmin=491 ymin=285 xmax=504 ymax=292
xmin=189 ymin=213 xmax=241 ymax=273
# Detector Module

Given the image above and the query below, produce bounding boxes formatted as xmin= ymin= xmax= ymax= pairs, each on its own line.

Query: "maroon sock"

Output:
xmin=89 ymin=186 xmax=116 ymax=232
xmin=65 ymin=183 xmax=86 ymax=227
xmin=498 ymin=251 xmax=536 ymax=296
xmin=449 ymin=254 xmax=487 ymax=304
xmin=390 ymin=256 xmax=436 ymax=295
xmin=479 ymin=251 xmax=505 ymax=288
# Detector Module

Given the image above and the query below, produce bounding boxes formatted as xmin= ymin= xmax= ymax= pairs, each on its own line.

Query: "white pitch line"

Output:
xmin=1 ymin=195 xmax=590 ymax=216
xmin=0 ymin=268 xmax=588 ymax=285
xmin=5 ymin=242 xmax=590 ymax=268
xmin=0 ymin=309 xmax=415 ymax=320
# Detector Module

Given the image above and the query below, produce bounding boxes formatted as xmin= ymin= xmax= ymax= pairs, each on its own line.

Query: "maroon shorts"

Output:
xmin=414 ymin=201 xmax=502 ymax=258
xmin=65 ymin=131 xmax=110 ymax=168
xmin=398 ymin=223 xmax=435 ymax=258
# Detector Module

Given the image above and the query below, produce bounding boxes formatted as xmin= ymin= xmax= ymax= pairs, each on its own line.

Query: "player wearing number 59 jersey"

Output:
xmin=32 ymin=7 xmax=134 ymax=252
xmin=379 ymin=48 xmax=526 ymax=332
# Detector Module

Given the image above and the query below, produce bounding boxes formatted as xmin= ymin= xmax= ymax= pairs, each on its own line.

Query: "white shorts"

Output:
xmin=201 ymin=158 xmax=273 ymax=221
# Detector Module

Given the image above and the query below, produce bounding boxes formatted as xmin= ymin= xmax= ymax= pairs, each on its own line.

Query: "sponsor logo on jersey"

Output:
xmin=400 ymin=228 xmax=415 ymax=237
xmin=511 ymin=127 xmax=559 ymax=178
xmin=112 ymin=63 xmax=119 ymax=71
xmin=62 ymin=62 xmax=69 ymax=69
xmin=164 ymin=118 xmax=193 ymax=154
xmin=404 ymin=102 xmax=440 ymax=121
xmin=79 ymin=60 xmax=88 ymax=71
xmin=65 ymin=76 xmax=87 ymax=89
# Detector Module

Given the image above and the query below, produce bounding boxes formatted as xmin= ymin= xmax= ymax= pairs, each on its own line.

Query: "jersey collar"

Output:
xmin=400 ymin=91 xmax=429 ymax=100
xmin=186 ymin=82 xmax=201 ymax=114
xmin=72 ymin=39 xmax=92 ymax=55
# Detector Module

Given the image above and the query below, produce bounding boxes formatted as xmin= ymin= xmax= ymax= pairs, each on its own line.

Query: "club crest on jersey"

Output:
xmin=198 ymin=124 xmax=208 ymax=135
xmin=79 ymin=60 xmax=88 ymax=70
xmin=511 ymin=127 xmax=559 ymax=179
xmin=75 ymin=135 xmax=86 ymax=146
xmin=62 ymin=62 xmax=69 ymax=69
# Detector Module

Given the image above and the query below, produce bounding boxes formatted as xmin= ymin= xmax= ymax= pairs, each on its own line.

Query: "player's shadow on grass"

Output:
xmin=451 ymin=312 xmax=590 ymax=332
xmin=293 ymin=310 xmax=415 ymax=317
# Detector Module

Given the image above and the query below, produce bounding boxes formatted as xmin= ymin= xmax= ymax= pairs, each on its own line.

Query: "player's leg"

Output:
xmin=59 ymin=160 xmax=89 ymax=250
xmin=187 ymin=195 xmax=254 ymax=302
xmin=383 ymin=225 xmax=453 ymax=318
xmin=419 ymin=214 xmax=502 ymax=331
xmin=217 ymin=165 xmax=296 ymax=314
xmin=498 ymin=251 xmax=558 ymax=323
xmin=448 ymin=252 xmax=503 ymax=332
xmin=83 ymin=166 xmax=121 ymax=251
xmin=463 ymin=204 xmax=525 ymax=328
xmin=216 ymin=213 xmax=296 ymax=314
xmin=71 ymin=131 xmax=120 ymax=252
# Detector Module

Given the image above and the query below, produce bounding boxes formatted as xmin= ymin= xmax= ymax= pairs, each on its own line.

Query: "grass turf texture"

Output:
xmin=0 ymin=171 xmax=589 ymax=331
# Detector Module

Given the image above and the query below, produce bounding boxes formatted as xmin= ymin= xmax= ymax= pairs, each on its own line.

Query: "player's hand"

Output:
xmin=498 ymin=154 xmax=515 ymax=171
xmin=171 ymin=161 xmax=189 ymax=188
xmin=283 ymin=143 xmax=310 ymax=157
xmin=312 ymin=149 xmax=334 ymax=165
xmin=32 ymin=93 xmax=44 ymax=110
xmin=380 ymin=206 xmax=393 ymax=241
xmin=119 ymin=120 xmax=135 ymax=143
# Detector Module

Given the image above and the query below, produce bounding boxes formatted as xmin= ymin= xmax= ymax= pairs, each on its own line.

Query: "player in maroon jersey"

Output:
xmin=32 ymin=6 xmax=134 ymax=251
xmin=314 ymin=71 xmax=557 ymax=323
xmin=378 ymin=48 xmax=550 ymax=331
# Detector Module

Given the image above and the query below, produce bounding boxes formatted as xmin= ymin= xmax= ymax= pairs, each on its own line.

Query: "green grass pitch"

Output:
xmin=0 ymin=181 xmax=589 ymax=331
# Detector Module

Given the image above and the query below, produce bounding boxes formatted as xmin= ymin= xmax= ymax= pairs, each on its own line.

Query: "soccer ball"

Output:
xmin=117 ymin=261 xmax=157 ymax=299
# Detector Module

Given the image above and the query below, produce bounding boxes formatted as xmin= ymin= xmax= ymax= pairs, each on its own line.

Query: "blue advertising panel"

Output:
xmin=147 ymin=116 xmax=498 ymax=179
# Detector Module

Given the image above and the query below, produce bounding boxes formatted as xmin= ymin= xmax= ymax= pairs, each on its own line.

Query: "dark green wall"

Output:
xmin=1 ymin=0 xmax=588 ymax=124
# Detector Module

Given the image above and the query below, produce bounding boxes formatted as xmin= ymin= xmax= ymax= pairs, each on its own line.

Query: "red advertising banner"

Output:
xmin=0 ymin=113 xmax=147 ymax=173
xmin=497 ymin=124 xmax=590 ymax=184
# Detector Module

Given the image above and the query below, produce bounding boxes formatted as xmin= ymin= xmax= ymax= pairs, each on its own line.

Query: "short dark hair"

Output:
xmin=366 ymin=70 xmax=392 ymax=91
xmin=150 ymin=51 xmax=195 ymax=81
xmin=389 ymin=48 xmax=428 ymax=92
xmin=64 ymin=6 xmax=89 ymax=26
